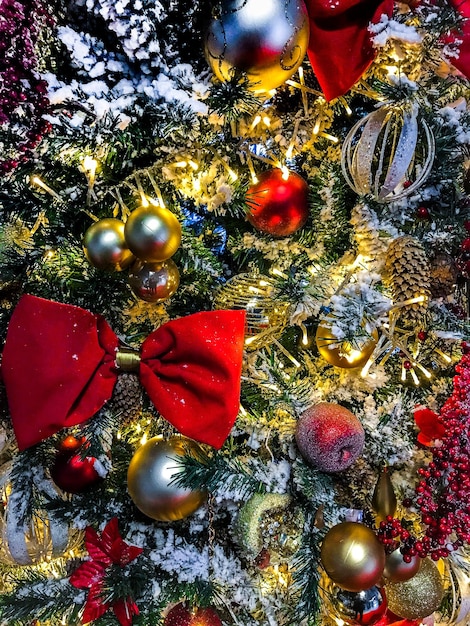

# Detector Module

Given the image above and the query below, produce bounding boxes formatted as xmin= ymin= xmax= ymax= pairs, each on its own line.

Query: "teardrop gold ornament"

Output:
xmin=372 ymin=467 xmax=397 ymax=522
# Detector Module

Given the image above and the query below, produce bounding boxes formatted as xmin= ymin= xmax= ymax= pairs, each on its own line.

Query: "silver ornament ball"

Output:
xmin=204 ymin=0 xmax=309 ymax=93
xmin=328 ymin=584 xmax=388 ymax=626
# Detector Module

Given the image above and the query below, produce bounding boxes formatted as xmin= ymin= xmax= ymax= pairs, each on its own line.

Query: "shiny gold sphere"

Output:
xmin=383 ymin=550 xmax=421 ymax=583
xmin=128 ymin=259 xmax=180 ymax=303
xmin=204 ymin=0 xmax=309 ymax=93
xmin=315 ymin=317 xmax=378 ymax=369
xmin=386 ymin=558 xmax=444 ymax=619
xmin=83 ymin=218 xmax=135 ymax=271
xmin=127 ymin=436 xmax=207 ymax=522
xmin=321 ymin=522 xmax=386 ymax=592
xmin=124 ymin=206 xmax=182 ymax=262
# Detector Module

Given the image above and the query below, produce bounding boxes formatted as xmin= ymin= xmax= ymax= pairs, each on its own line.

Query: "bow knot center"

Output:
xmin=115 ymin=348 xmax=141 ymax=372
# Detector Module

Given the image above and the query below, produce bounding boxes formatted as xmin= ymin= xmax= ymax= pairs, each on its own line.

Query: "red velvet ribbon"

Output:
xmin=70 ymin=518 xmax=143 ymax=626
xmin=445 ymin=0 xmax=470 ymax=79
xmin=1 ymin=295 xmax=246 ymax=451
xmin=305 ymin=0 xmax=394 ymax=101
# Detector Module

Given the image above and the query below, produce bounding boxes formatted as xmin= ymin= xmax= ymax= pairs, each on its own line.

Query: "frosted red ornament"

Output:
xmin=295 ymin=403 xmax=364 ymax=472
xmin=50 ymin=436 xmax=102 ymax=494
xmin=245 ymin=169 xmax=309 ymax=237
xmin=164 ymin=603 xmax=222 ymax=626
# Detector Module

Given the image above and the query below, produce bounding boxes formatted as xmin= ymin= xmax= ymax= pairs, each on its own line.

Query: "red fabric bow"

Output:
xmin=70 ymin=517 xmax=143 ymax=626
xmin=444 ymin=0 xmax=470 ymax=79
xmin=304 ymin=0 xmax=394 ymax=101
xmin=413 ymin=404 xmax=446 ymax=446
xmin=1 ymin=295 xmax=246 ymax=451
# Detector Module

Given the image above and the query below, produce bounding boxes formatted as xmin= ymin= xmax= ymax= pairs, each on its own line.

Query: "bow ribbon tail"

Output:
xmin=304 ymin=0 xmax=394 ymax=101
xmin=442 ymin=0 xmax=470 ymax=79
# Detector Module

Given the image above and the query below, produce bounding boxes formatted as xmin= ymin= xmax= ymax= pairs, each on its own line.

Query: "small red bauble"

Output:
xmin=417 ymin=330 xmax=427 ymax=341
xmin=50 ymin=436 xmax=102 ymax=494
xmin=164 ymin=603 xmax=222 ymax=626
xmin=245 ymin=168 xmax=309 ymax=237
xmin=416 ymin=206 xmax=430 ymax=220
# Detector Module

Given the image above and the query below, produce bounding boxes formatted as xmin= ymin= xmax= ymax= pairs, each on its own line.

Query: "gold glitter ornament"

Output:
xmin=127 ymin=436 xmax=207 ymax=522
xmin=386 ymin=558 xmax=444 ymax=619
xmin=213 ymin=273 xmax=289 ymax=350
xmin=83 ymin=218 xmax=135 ymax=271
xmin=0 ymin=462 xmax=74 ymax=565
xmin=128 ymin=258 xmax=180 ymax=303
xmin=124 ymin=205 xmax=182 ymax=262
xmin=320 ymin=522 xmax=385 ymax=592
xmin=235 ymin=493 xmax=304 ymax=565
xmin=315 ymin=316 xmax=378 ymax=369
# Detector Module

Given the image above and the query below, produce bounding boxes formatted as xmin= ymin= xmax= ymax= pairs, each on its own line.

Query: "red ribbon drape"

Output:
xmin=445 ymin=0 xmax=470 ymax=79
xmin=1 ymin=295 xmax=246 ymax=451
xmin=305 ymin=0 xmax=394 ymax=101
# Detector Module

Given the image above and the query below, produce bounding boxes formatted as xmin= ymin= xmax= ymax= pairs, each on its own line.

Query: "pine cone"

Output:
xmin=334 ymin=457 xmax=377 ymax=510
xmin=111 ymin=373 xmax=142 ymax=426
xmin=384 ymin=235 xmax=431 ymax=327
xmin=428 ymin=252 xmax=458 ymax=299
xmin=350 ymin=203 xmax=389 ymax=269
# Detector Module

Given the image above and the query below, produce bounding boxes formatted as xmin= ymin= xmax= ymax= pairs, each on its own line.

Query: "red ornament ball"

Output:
xmin=295 ymin=403 xmax=365 ymax=472
xmin=164 ymin=603 xmax=222 ymax=626
xmin=245 ymin=168 xmax=309 ymax=237
xmin=461 ymin=237 xmax=470 ymax=251
xmin=50 ymin=436 xmax=102 ymax=494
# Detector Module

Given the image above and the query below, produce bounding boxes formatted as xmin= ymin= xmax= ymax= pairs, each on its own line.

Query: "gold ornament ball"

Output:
xmin=321 ymin=522 xmax=386 ymax=592
xmin=124 ymin=205 xmax=182 ymax=262
xmin=128 ymin=259 xmax=180 ymax=303
xmin=204 ymin=0 xmax=309 ymax=93
xmin=83 ymin=218 xmax=135 ymax=271
xmin=383 ymin=550 xmax=421 ymax=583
xmin=386 ymin=558 xmax=444 ymax=619
xmin=315 ymin=317 xmax=378 ymax=369
xmin=127 ymin=436 xmax=207 ymax=522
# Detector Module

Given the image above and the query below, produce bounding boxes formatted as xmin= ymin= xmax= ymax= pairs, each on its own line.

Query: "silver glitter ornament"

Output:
xmin=83 ymin=218 xmax=135 ymax=271
xmin=204 ymin=0 xmax=309 ymax=93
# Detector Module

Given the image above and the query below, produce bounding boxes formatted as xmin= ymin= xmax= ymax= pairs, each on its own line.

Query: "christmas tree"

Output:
xmin=1 ymin=0 xmax=470 ymax=624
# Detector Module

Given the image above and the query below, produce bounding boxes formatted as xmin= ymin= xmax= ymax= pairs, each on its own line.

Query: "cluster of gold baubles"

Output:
xmin=321 ymin=521 xmax=444 ymax=624
xmin=83 ymin=205 xmax=181 ymax=303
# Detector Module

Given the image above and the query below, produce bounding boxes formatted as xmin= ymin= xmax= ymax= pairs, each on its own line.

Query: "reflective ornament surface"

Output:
xmin=127 ymin=436 xmax=207 ymax=521
xmin=386 ymin=558 xmax=444 ymax=619
xmin=245 ymin=169 xmax=309 ymax=237
xmin=383 ymin=549 xmax=421 ymax=583
xmin=316 ymin=316 xmax=378 ymax=369
xmin=296 ymin=403 xmax=365 ymax=473
xmin=128 ymin=259 xmax=180 ymax=302
xmin=328 ymin=584 xmax=387 ymax=626
xmin=204 ymin=0 xmax=309 ymax=93
xmin=83 ymin=218 xmax=135 ymax=271
xmin=341 ymin=105 xmax=435 ymax=203
xmin=371 ymin=467 xmax=397 ymax=523
xmin=213 ymin=273 xmax=289 ymax=350
xmin=236 ymin=492 xmax=304 ymax=565
xmin=320 ymin=522 xmax=385 ymax=592
xmin=164 ymin=602 xmax=222 ymax=626
xmin=124 ymin=205 xmax=182 ymax=262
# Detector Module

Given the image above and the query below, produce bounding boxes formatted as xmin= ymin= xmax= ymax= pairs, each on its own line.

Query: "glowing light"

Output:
xmin=280 ymin=166 xmax=289 ymax=181
xmin=401 ymin=363 xmax=407 ymax=382
xmin=188 ymin=160 xmax=199 ymax=170
xmin=43 ymin=249 xmax=56 ymax=260
xmin=301 ymin=324 xmax=309 ymax=346
xmin=82 ymin=156 xmax=98 ymax=184
xmin=140 ymin=433 xmax=148 ymax=445
xmin=270 ymin=268 xmax=288 ymax=279
xmin=320 ymin=132 xmax=339 ymax=143
xmin=174 ymin=161 xmax=188 ymax=167
xmin=410 ymin=368 xmax=420 ymax=386
xmin=435 ymin=348 xmax=452 ymax=364
xmin=262 ymin=116 xmax=271 ymax=127
xmin=251 ymin=115 xmax=262 ymax=130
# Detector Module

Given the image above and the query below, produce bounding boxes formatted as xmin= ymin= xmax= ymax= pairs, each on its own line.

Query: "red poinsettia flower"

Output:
xmin=413 ymin=404 xmax=446 ymax=446
xmin=70 ymin=517 xmax=143 ymax=626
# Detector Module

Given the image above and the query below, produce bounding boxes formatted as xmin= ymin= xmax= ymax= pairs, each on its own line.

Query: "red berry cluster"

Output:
xmin=377 ymin=350 xmax=470 ymax=561
xmin=0 ymin=0 xmax=54 ymax=174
